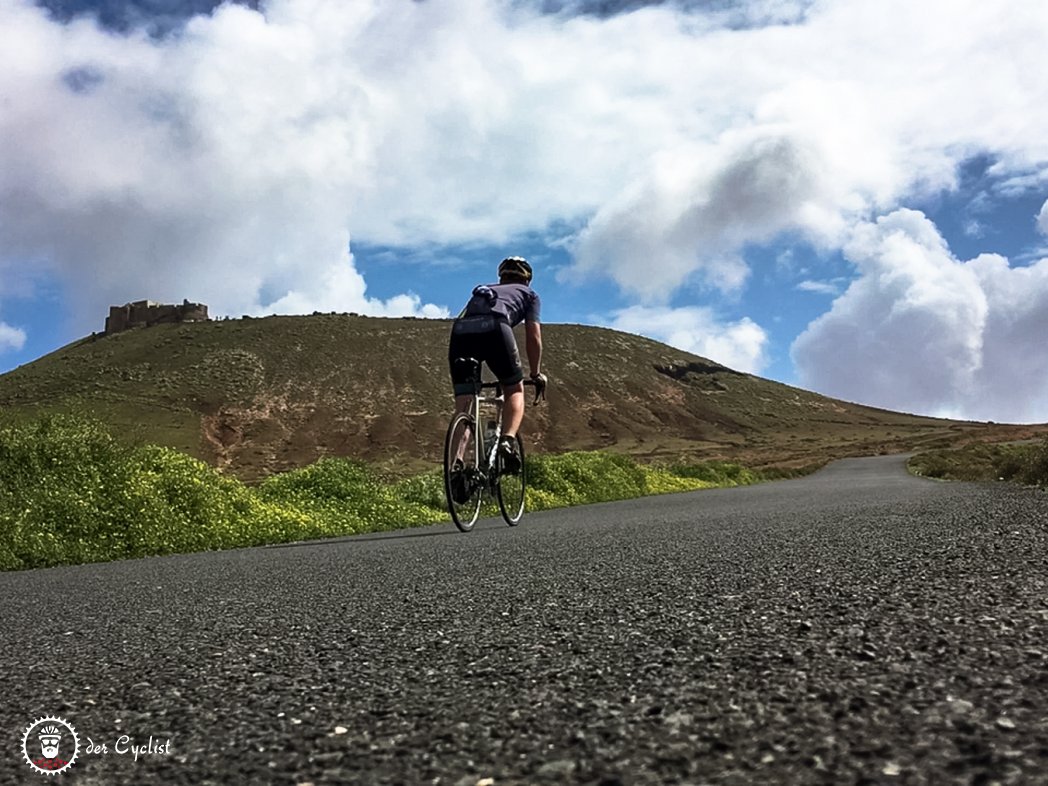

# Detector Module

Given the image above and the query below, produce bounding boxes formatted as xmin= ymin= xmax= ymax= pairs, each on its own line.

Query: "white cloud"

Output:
xmin=1038 ymin=199 xmax=1048 ymax=236
xmin=0 ymin=322 xmax=27 ymax=353
xmin=0 ymin=0 xmax=458 ymax=330
xmin=566 ymin=0 xmax=1048 ymax=297
xmin=566 ymin=134 xmax=828 ymax=300
xmin=607 ymin=305 xmax=769 ymax=374
xmin=792 ymin=209 xmax=1048 ymax=422
xmin=1 ymin=0 xmax=1047 ymax=385
xmin=796 ymin=280 xmax=840 ymax=296
xmin=262 ymin=251 xmax=449 ymax=318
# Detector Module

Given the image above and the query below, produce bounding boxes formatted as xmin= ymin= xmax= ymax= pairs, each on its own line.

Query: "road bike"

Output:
xmin=443 ymin=358 xmax=544 ymax=532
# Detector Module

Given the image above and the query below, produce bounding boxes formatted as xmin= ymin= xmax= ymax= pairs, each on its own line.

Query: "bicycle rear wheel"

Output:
xmin=444 ymin=412 xmax=482 ymax=532
xmin=496 ymin=434 xmax=526 ymax=526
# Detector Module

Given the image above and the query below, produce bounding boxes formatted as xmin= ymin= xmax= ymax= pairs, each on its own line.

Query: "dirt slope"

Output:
xmin=1 ymin=314 xmax=1043 ymax=479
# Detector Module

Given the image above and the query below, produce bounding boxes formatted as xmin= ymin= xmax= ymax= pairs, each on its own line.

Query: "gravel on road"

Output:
xmin=2 ymin=455 xmax=1047 ymax=785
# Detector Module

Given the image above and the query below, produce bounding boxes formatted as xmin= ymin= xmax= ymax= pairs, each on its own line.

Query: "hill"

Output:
xmin=1 ymin=314 xmax=1044 ymax=480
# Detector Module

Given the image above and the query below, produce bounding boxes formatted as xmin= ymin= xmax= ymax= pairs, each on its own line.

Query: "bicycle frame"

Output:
xmin=452 ymin=370 xmax=542 ymax=477
xmin=462 ymin=382 xmax=504 ymax=483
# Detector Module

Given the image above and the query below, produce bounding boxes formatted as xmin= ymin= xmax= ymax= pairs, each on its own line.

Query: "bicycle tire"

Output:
xmin=496 ymin=433 xmax=526 ymax=526
xmin=444 ymin=412 xmax=482 ymax=532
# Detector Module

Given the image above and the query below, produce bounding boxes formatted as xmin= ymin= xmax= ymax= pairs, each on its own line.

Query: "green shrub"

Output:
xmin=910 ymin=440 xmax=1048 ymax=487
xmin=639 ymin=467 xmax=709 ymax=495
xmin=257 ymin=458 xmax=438 ymax=534
xmin=0 ymin=415 xmax=772 ymax=571
xmin=665 ymin=460 xmax=762 ymax=486
xmin=522 ymin=452 xmax=758 ymax=510
xmin=994 ymin=447 xmax=1028 ymax=483
xmin=0 ymin=415 xmax=310 ymax=569
xmin=122 ymin=445 xmax=309 ymax=552
xmin=391 ymin=470 xmax=447 ymax=514
xmin=910 ymin=444 xmax=1001 ymax=481
xmin=525 ymin=451 xmax=647 ymax=509
xmin=1002 ymin=439 xmax=1048 ymax=487
xmin=1023 ymin=441 xmax=1048 ymax=486
xmin=0 ymin=414 xmax=140 ymax=569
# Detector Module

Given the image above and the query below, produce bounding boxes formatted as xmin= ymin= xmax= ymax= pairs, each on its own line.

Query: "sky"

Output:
xmin=2 ymin=0 xmax=1048 ymax=423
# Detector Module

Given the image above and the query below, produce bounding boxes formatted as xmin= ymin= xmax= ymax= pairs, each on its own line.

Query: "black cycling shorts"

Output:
xmin=448 ymin=316 xmax=523 ymax=395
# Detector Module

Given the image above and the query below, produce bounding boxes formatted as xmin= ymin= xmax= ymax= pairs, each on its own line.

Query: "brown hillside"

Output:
xmin=0 ymin=314 xmax=1044 ymax=480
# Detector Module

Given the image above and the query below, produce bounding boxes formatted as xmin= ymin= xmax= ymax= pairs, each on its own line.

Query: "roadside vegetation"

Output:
xmin=0 ymin=414 xmax=772 ymax=572
xmin=909 ymin=440 xmax=1048 ymax=486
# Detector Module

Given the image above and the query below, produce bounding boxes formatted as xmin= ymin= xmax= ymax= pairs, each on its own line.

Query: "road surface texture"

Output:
xmin=2 ymin=455 xmax=1047 ymax=785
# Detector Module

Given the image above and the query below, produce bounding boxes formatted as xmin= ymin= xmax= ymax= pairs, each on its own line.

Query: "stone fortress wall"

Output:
xmin=105 ymin=299 xmax=210 ymax=335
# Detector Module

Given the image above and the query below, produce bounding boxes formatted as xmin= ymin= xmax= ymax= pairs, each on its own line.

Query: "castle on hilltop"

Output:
xmin=105 ymin=299 xmax=210 ymax=335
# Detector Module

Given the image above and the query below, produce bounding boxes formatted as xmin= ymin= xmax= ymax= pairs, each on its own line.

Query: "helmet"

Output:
xmin=498 ymin=256 xmax=533 ymax=284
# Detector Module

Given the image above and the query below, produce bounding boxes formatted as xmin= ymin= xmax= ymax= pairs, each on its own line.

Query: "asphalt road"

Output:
xmin=2 ymin=455 xmax=1047 ymax=785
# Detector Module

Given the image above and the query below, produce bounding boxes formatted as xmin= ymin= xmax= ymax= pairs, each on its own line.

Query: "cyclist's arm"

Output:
xmin=525 ymin=320 xmax=542 ymax=377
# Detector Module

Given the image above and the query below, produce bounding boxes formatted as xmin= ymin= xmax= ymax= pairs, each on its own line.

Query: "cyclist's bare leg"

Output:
xmin=452 ymin=394 xmax=475 ymax=463
xmin=454 ymin=394 xmax=474 ymax=415
xmin=501 ymin=382 xmax=524 ymax=438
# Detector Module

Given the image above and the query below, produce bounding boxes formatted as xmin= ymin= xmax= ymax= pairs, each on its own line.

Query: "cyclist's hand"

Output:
xmin=530 ymin=372 xmax=548 ymax=402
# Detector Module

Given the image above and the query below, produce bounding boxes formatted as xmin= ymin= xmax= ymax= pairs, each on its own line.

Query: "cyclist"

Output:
xmin=448 ymin=256 xmax=547 ymax=475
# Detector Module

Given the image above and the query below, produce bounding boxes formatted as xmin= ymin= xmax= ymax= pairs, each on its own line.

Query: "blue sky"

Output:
xmin=2 ymin=0 xmax=1048 ymax=422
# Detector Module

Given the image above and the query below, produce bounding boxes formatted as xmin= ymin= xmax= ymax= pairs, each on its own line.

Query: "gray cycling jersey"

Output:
xmin=460 ymin=282 xmax=541 ymax=327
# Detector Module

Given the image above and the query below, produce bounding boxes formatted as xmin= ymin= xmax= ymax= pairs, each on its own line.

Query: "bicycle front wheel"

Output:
xmin=444 ymin=412 xmax=482 ymax=532
xmin=496 ymin=433 xmax=526 ymax=526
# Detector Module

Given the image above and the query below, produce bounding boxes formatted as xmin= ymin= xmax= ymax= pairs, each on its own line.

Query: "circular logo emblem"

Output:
xmin=22 ymin=716 xmax=79 ymax=776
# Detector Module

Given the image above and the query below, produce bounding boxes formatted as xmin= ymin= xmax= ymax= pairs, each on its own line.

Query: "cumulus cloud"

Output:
xmin=6 ymin=2 xmax=1039 ymax=314
xmin=608 ymin=305 xmax=768 ymax=373
xmin=2 ymin=0 xmax=1048 ymax=420
xmin=792 ymin=209 xmax=1048 ymax=422
xmin=796 ymin=280 xmax=840 ymax=296
xmin=262 ymin=248 xmax=448 ymax=318
xmin=567 ymin=0 xmax=1048 ymax=297
xmin=0 ymin=322 xmax=27 ymax=354
xmin=1038 ymin=199 xmax=1048 ymax=236
xmin=0 ymin=0 xmax=467 ymax=329
xmin=567 ymin=134 xmax=828 ymax=300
